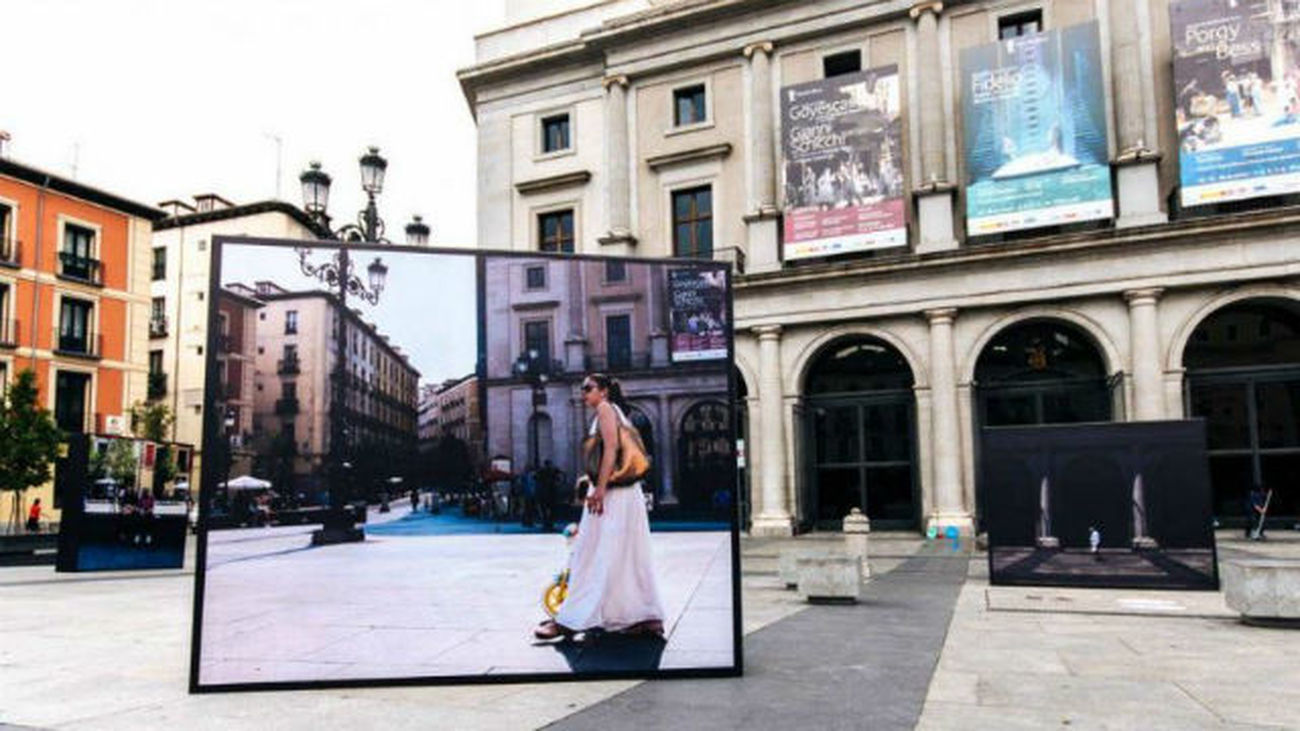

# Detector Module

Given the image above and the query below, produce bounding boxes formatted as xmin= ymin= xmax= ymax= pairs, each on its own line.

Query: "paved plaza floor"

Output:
xmin=2 ymin=523 xmax=1299 ymax=729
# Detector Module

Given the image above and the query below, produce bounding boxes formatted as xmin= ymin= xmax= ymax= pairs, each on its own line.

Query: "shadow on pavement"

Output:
xmin=543 ymin=632 xmax=667 ymax=673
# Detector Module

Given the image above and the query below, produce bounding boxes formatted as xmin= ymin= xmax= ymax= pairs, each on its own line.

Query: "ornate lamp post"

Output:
xmin=296 ymin=147 xmax=424 ymax=545
xmin=513 ymin=349 xmax=551 ymax=470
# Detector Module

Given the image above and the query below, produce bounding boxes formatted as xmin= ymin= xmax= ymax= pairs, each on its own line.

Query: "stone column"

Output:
xmin=925 ymin=308 xmax=971 ymax=533
xmin=743 ymin=41 xmax=782 ymax=274
xmin=1125 ymin=288 xmax=1165 ymax=421
xmin=751 ymin=325 xmax=793 ymax=535
xmin=599 ymin=75 xmax=636 ymax=252
xmin=1110 ymin=0 xmax=1166 ymax=228
xmin=910 ymin=2 xmax=957 ymax=253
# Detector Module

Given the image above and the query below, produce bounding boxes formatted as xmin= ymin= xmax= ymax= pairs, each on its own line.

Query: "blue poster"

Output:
xmin=1172 ymin=0 xmax=1300 ymax=206
xmin=961 ymin=21 xmax=1113 ymax=235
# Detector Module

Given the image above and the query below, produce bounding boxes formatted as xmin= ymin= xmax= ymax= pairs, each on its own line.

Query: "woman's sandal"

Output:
xmin=533 ymin=619 xmax=574 ymax=641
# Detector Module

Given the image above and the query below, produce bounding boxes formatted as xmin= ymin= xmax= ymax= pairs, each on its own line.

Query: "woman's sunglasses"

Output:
xmin=581 ymin=383 xmax=596 ymax=393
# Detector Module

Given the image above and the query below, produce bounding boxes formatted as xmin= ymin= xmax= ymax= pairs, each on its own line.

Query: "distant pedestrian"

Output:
xmin=1089 ymin=525 xmax=1101 ymax=561
xmin=1247 ymin=485 xmax=1271 ymax=540
xmin=26 ymin=498 xmax=41 ymax=533
xmin=411 ymin=489 xmax=419 ymax=513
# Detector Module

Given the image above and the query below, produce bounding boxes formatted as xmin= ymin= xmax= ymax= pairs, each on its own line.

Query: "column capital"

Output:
xmin=742 ymin=40 xmax=775 ymax=59
xmin=1123 ymin=287 xmax=1165 ymax=306
xmin=924 ymin=308 xmax=958 ymax=325
xmin=909 ymin=1 xmax=944 ymax=20
xmin=602 ymin=74 xmax=629 ymax=91
xmin=752 ymin=324 xmax=783 ymax=340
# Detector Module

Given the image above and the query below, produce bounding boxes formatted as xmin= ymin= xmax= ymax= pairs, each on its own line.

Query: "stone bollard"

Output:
xmin=779 ymin=549 xmax=821 ymax=589
xmin=843 ymin=507 xmax=871 ymax=579
xmin=796 ymin=555 xmax=863 ymax=603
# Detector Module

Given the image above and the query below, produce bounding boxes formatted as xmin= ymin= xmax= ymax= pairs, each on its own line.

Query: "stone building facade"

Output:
xmin=460 ymin=0 xmax=1300 ymax=534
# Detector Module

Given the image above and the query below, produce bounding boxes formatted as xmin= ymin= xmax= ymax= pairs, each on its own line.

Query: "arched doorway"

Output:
xmin=975 ymin=320 xmax=1115 ymax=427
xmin=1184 ymin=298 xmax=1300 ymax=523
xmin=800 ymin=336 xmax=918 ymax=530
xmin=677 ymin=400 xmax=732 ymax=514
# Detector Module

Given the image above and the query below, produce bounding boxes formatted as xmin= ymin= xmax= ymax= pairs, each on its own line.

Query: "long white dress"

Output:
xmin=554 ymin=403 xmax=666 ymax=632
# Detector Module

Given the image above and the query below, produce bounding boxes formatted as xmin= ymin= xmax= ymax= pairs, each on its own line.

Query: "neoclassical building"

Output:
xmin=459 ymin=0 xmax=1300 ymax=535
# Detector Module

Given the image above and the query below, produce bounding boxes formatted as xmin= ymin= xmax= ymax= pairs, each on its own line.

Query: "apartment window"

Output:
xmin=525 ymin=265 xmax=546 ymax=289
xmin=523 ymin=320 xmax=551 ymax=365
xmin=151 ymin=297 xmax=165 ymax=321
xmin=149 ymin=350 xmax=164 ymax=374
xmin=998 ymin=10 xmax=1042 ymax=39
xmin=605 ymin=259 xmax=627 ymax=283
xmin=541 ymin=113 xmax=571 ymax=153
xmin=282 ymin=381 xmax=296 ymax=399
xmin=823 ymin=50 xmax=862 ymax=78
xmin=0 ymin=283 xmax=12 ymax=346
xmin=672 ymin=186 xmax=713 ymax=258
xmin=54 ymin=371 xmax=90 ymax=433
xmin=673 ymin=84 xmax=707 ymax=127
xmin=58 ymin=298 xmax=93 ymax=353
xmin=0 ymin=203 xmax=14 ymax=265
xmin=284 ymin=343 xmax=297 ymax=361
xmin=285 ymin=310 xmax=298 ymax=335
xmin=151 ymin=247 xmax=166 ymax=280
xmin=0 ymin=361 xmax=7 ymax=396
xmin=606 ymin=314 xmax=632 ymax=371
xmin=60 ymin=224 xmax=99 ymax=284
xmin=538 ymin=210 xmax=575 ymax=253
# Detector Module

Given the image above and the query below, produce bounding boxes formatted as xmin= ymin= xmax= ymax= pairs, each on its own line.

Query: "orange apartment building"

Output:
xmin=0 ymin=156 xmax=164 ymax=523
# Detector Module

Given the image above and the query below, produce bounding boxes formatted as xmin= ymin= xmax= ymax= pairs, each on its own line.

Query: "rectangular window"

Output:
xmin=54 ymin=371 xmax=90 ymax=433
xmin=673 ymin=84 xmax=707 ymax=127
xmin=998 ymin=10 xmax=1042 ymax=39
xmin=672 ymin=186 xmax=713 ymax=258
xmin=0 ymin=203 xmax=14 ymax=265
xmin=541 ymin=114 xmax=571 ymax=153
xmin=58 ymin=298 xmax=93 ymax=352
xmin=525 ymin=265 xmax=546 ymax=289
xmin=285 ymin=310 xmax=298 ymax=335
xmin=0 ymin=361 xmax=7 ymax=397
xmin=823 ymin=50 xmax=862 ymax=78
xmin=538 ymin=210 xmax=575 ymax=253
xmin=606 ymin=314 xmax=632 ymax=371
xmin=63 ymin=224 xmax=94 ymax=258
xmin=151 ymin=297 xmax=165 ymax=321
xmin=149 ymin=350 xmax=164 ymax=374
xmin=0 ymin=282 xmax=11 ymax=346
xmin=281 ymin=381 xmax=296 ymax=399
xmin=605 ymin=259 xmax=627 ymax=283
xmin=523 ymin=321 xmax=551 ymax=366
xmin=60 ymin=224 xmax=99 ymax=283
xmin=151 ymin=247 xmax=166 ymax=280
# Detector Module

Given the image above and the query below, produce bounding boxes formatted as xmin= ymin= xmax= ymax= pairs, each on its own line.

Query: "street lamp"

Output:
xmin=295 ymin=147 xmax=419 ymax=546
xmin=514 ymin=349 xmax=551 ymax=470
xmin=405 ymin=215 xmax=430 ymax=247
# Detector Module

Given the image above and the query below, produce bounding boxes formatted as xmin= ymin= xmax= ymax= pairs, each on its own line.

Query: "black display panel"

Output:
xmin=983 ymin=420 xmax=1218 ymax=590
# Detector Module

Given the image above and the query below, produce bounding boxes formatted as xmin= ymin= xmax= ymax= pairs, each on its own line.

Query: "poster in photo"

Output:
xmin=191 ymin=237 xmax=740 ymax=692
xmin=668 ymin=268 xmax=728 ymax=362
xmin=961 ymin=21 xmax=1113 ymax=235
xmin=779 ymin=65 xmax=906 ymax=261
xmin=1172 ymin=0 xmax=1300 ymax=206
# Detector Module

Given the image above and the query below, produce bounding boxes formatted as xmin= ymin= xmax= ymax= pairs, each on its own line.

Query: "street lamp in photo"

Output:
xmin=513 ymin=348 xmax=551 ymax=470
xmin=295 ymin=147 xmax=423 ymax=546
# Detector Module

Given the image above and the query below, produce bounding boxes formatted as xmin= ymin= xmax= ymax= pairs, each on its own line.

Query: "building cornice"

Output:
xmin=154 ymin=200 xmax=332 ymax=239
xmin=514 ymin=170 xmax=593 ymax=195
xmin=645 ymin=143 xmax=732 ymax=171
xmin=0 ymin=158 xmax=165 ymax=221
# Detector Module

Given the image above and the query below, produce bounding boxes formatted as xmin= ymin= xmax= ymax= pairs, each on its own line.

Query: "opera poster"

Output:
xmin=1172 ymin=0 xmax=1300 ymax=206
xmin=779 ymin=65 xmax=906 ymax=260
xmin=190 ymin=237 xmax=740 ymax=692
xmin=982 ymin=421 xmax=1218 ymax=591
xmin=961 ymin=21 xmax=1113 ymax=235
xmin=668 ymin=268 xmax=728 ymax=362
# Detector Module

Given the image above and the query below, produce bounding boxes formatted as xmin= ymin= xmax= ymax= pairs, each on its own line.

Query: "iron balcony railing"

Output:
xmin=149 ymin=316 xmax=169 ymax=338
xmin=148 ymin=371 xmax=168 ymax=400
xmin=277 ymin=356 xmax=301 ymax=375
xmin=275 ymin=397 xmax=300 ymax=415
xmin=57 ymin=252 xmax=104 ymax=286
xmin=53 ymin=328 xmax=102 ymax=359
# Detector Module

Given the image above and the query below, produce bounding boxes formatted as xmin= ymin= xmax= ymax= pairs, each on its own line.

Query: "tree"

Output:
xmin=0 ymin=370 xmax=64 ymax=533
xmin=104 ymin=439 xmax=138 ymax=488
xmin=132 ymin=401 xmax=177 ymax=495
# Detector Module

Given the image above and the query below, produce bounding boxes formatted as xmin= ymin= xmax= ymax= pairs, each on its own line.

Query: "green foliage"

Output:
xmin=131 ymin=401 xmax=174 ymax=442
xmin=154 ymin=443 xmax=178 ymax=489
xmin=104 ymin=439 xmax=138 ymax=487
xmin=0 ymin=369 xmax=64 ymax=498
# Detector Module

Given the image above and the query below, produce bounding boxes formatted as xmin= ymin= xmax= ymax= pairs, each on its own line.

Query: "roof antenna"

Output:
xmin=0 ymin=130 xmax=9 ymax=158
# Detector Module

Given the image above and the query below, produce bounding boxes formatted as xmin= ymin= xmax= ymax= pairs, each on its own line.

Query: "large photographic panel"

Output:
xmin=1172 ymin=0 xmax=1300 ymax=206
xmin=983 ymin=421 xmax=1218 ymax=590
xmin=961 ymin=21 xmax=1113 ymax=235
xmin=780 ymin=66 xmax=906 ymax=260
xmin=191 ymin=236 xmax=740 ymax=691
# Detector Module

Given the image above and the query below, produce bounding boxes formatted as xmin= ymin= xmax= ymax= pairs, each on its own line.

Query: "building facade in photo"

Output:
xmin=460 ymin=0 xmax=1300 ymax=535
xmin=0 ymin=156 xmax=164 ymax=523
xmin=150 ymin=197 xmax=328 ymax=497
xmin=482 ymin=255 xmax=730 ymax=510
xmin=213 ymin=288 xmax=264 ymax=480
xmin=235 ymin=282 xmax=420 ymax=495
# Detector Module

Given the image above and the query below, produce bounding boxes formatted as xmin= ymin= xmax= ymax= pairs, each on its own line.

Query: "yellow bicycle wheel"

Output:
xmin=541 ymin=571 xmax=569 ymax=617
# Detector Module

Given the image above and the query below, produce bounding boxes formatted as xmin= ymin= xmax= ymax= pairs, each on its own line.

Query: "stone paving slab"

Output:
xmin=985 ymin=585 xmax=1237 ymax=619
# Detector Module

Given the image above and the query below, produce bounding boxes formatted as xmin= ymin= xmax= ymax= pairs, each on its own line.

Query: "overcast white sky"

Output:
xmin=0 ymin=0 xmax=506 ymax=246
xmin=221 ymin=243 xmax=479 ymax=384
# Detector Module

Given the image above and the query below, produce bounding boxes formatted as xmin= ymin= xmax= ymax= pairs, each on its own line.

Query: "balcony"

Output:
xmin=217 ymin=334 xmax=235 ymax=353
xmin=53 ymin=328 xmax=102 ymax=360
xmin=148 ymin=371 xmax=168 ymax=400
xmin=149 ymin=316 xmax=169 ymax=339
xmin=57 ymin=252 xmax=104 ymax=287
xmin=585 ymin=352 xmax=652 ymax=373
xmin=0 ymin=239 xmax=19 ymax=268
xmin=277 ymin=356 xmax=301 ymax=375
xmin=0 ymin=319 xmax=17 ymax=348
xmin=275 ymin=397 xmax=300 ymax=415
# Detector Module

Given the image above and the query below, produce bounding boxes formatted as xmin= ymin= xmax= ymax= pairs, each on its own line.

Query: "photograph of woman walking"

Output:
xmin=535 ymin=373 xmax=666 ymax=641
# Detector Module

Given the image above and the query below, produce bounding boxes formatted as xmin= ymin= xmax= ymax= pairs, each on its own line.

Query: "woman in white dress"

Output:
xmin=534 ymin=373 xmax=665 ymax=640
